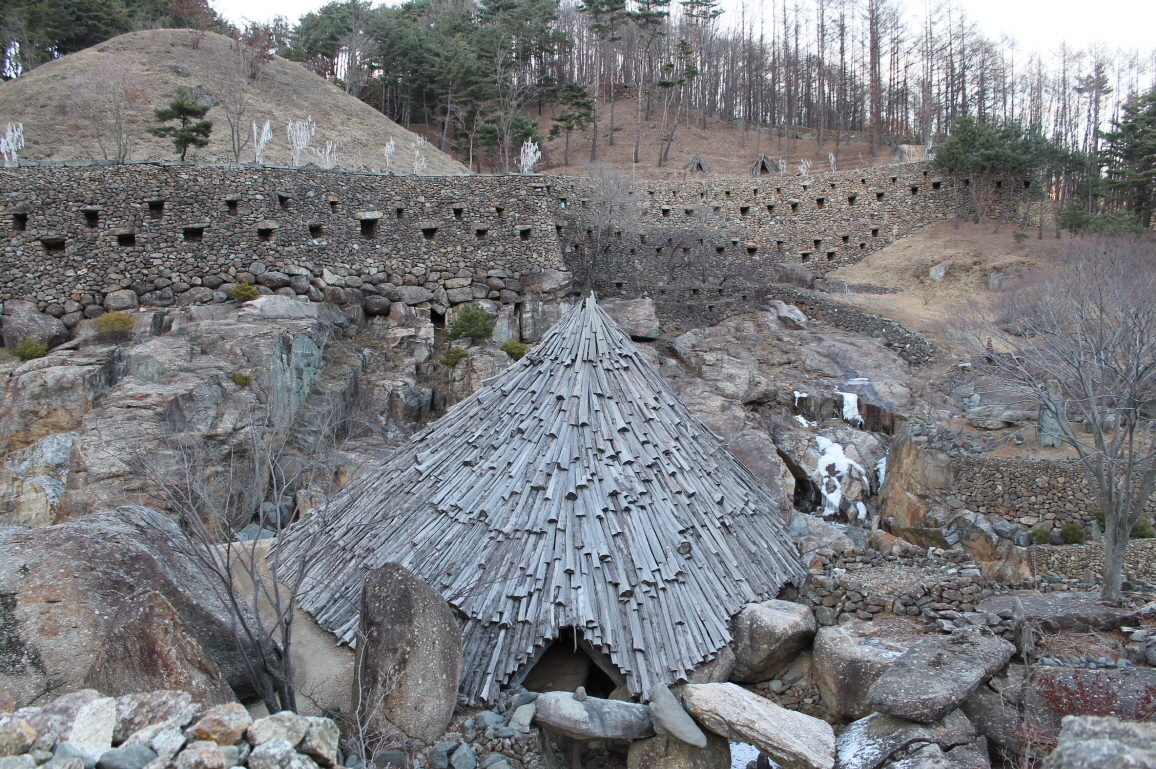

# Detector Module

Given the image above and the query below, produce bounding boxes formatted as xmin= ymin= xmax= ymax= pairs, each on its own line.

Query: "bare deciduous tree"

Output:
xmin=71 ymin=56 xmax=141 ymax=163
xmin=576 ymin=162 xmax=640 ymax=294
xmin=959 ymin=236 xmax=1156 ymax=603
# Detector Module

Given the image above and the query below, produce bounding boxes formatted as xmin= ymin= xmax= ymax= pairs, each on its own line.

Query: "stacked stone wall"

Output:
xmin=1 ymin=163 xmax=564 ymax=311
xmin=950 ymin=456 xmax=1156 ymax=533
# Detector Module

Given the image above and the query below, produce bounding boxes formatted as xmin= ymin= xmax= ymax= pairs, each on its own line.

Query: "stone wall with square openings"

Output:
xmin=0 ymin=164 xmax=565 ymax=312
xmin=548 ymin=160 xmax=1049 ymax=303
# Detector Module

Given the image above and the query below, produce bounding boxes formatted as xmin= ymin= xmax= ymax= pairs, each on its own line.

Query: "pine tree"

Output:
xmin=548 ymin=84 xmax=594 ymax=166
xmin=147 ymin=87 xmax=213 ymax=162
xmin=1100 ymin=87 xmax=1156 ymax=229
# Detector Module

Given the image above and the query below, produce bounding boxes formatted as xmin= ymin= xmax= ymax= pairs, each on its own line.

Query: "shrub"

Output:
xmin=92 ymin=310 xmax=134 ymax=337
xmin=12 ymin=337 xmax=47 ymax=361
xmin=1029 ymin=527 xmax=1051 ymax=544
xmin=447 ymin=303 xmax=495 ymax=343
xmin=230 ymin=371 xmax=252 ymax=387
xmin=500 ymin=340 xmax=527 ymax=361
xmin=1132 ymin=517 xmax=1155 ymax=539
xmin=439 ymin=346 xmax=468 ymax=367
xmin=1061 ymin=522 xmax=1086 ymax=545
xmin=228 ymin=280 xmax=258 ymax=302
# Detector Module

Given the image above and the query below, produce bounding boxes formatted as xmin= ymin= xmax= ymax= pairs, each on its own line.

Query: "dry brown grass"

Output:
xmin=0 ymin=29 xmax=466 ymax=174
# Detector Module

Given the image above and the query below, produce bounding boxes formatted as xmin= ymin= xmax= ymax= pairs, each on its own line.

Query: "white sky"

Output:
xmin=216 ymin=0 xmax=1156 ymax=56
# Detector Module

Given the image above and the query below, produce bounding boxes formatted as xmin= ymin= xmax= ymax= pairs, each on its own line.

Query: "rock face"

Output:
xmin=354 ymin=564 xmax=463 ymax=744
xmin=813 ymin=621 xmax=915 ymax=721
xmin=82 ymin=590 xmax=236 ymax=706
xmin=601 ymin=298 xmax=661 ymax=341
xmin=533 ymin=693 xmax=655 ymax=741
xmin=835 ymin=710 xmax=977 ymax=769
xmin=730 ymin=600 xmax=817 ymax=683
xmin=1042 ymin=716 xmax=1156 ymax=769
xmin=626 ymin=733 xmax=730 ymax=769
xmin=865 ymin=628 xmax=1015 ymax=724
xmin=680 ymin=683 xmax=835 ymax=769
xmin=1023 ymin=667 xmax=1156 ymax=740
xmin=0 ymin=507 xmax=262 ymax=706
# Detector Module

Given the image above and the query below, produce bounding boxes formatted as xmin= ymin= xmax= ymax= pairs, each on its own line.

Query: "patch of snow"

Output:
xmin=855 ymin=501 xmax=868 ymax=525
xmin=835 ymin=391 xmax=863 ymax=427
xmin=793 ymin=390 xmax=808 ymax=407
xmin=812 ymin=436 xmax=867 ymax=518
xmin=845 ymin=377 xmax=870 ymax=386
xmin=730 ymin=742 xmax=776 ymax=769
xmin=876 ymin=456 xmax=887 ymax=488
xmin=794 ymin=414 xmax=811 ymax=428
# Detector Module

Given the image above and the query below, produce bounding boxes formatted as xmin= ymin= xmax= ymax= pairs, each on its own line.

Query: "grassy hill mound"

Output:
xmin=0 ymin=29 xmax=467 ymax=174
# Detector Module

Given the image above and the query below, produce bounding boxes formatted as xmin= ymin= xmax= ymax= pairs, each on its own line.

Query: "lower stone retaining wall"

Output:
xmin=1030 ymin=539 xmax=1156 ymax=580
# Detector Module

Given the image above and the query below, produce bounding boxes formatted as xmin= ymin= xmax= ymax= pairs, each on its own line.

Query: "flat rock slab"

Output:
xmin=647 ymin=685 xmax=707 ymax=748
xmin=976 ymin=593 xmax=1134 ymax=634
xmin=866 ymin=628 xmax=1015 ymax=724
xmin=836 ymin=710 xmax=976 ymax=769
xmin=534 ymin=693 xmax=655 ymax=741
xmin=681 ymin=683 xmax=835 ymax=769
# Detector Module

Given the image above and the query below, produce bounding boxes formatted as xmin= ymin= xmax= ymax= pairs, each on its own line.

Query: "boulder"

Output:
xmin=363 ymin=296 xmax=392 ymax=316
xmin=768 ymin=299 xmax=807 ymax=330
xmin=2 ymin=307 xmax=68 ymax=350
xmin=646 ymin=685 xmax=707 ymax=748
xmin=685 ymin=645 xmax=736 ymax=684
xmin=835 ymin=710 xmax=976 ymax=769
xmin=0 ymin=507 xmax=264 ymax=706
xmin=247 ymin=712 xmax=308 ymax=747
xmin=865 ymin=628 xmax=1015 ymax=724
xmin=240 ymin=295 xmax=319 ymax=320
xmin=69 ymin=697 xmax=116 ymax=762
xmin=521 ymin=270 xmax=570 ymax=296
xmin=96 ymin=743 xmax=157 ymax=769
xmin=974 ymin=593 xmax=1134 ymax=634
xmin=730 ymin=599 xmax=817 ymax=683
xmin=772 ymin=263 xmax=816 ymax=289
xmin=680 ymin=683 xmax=834 ymax=769
xmin=1042 ymin=716 xmax=1156 ymax=769
xmin=83 ymin=590 xmax=236 ymax=706
xmin=961 ymin=683 xmax=1025 ymax=758
xmin=111 ymin=691 xmax=199 ymax=744
xmin=626 ymin=733 xmax=730 ymax=769
xmin=813 ymin=620 xmax=917 ymax=721
xmin=177 ymin=740 xmax=227 ymax=769
xmin=184 ymin=704 xmax=251 ymax=746
xmin=394 ymin=287 xmax=433 ymax=306
xmin=255 ymin=273 xmax=291 ymax=290
xmin=353 ymin=563 xmax=463 ymax=744
xmin=533 ymin=692 xmax=655 ymax=741
xmin=177 ymin=288 xmax=215 ymax=307
xmin=102 ymin=291 xmax=139 ymax=312
xmin=600 ymin=298 xmax=660 ymax=340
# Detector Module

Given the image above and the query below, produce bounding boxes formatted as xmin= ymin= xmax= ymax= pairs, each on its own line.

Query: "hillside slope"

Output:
xmin=0 ymin=29 xmax=467 ymax=174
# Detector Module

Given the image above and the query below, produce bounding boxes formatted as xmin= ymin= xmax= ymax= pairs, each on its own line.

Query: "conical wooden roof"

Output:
xmin=279 ymin=296 xmax=804 ymax=702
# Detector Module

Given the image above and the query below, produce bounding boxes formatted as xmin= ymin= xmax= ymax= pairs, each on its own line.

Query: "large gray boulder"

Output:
xmin=1042 ymin=716 xmax=1156 ymax=769
xmin=813 ymin=620 xmax=916 ymax=721
xmin=0 ymin=507 xmax=262 ymax=706
xmin=626 ymin=733 xmax=730 ymax=769
xmin=2 ymin=304 xmax=68 ymax=350
xmin=975 ymin=593 xmax=1133 ymax=634
xmin=865 ymin=628 xmax=1016 ymax=723
xmin=730 ymin=599 xmax=816 ymax=683
xmin=354 ymin=563 xmax=463 ymax=743
xmin=82 ymin=590 xmax=236 ymax=706
xmin=533 ymin=692 xmax=655 ymax=741
xmin=835 ymin=710 xmax=976 ymax=769
xmin=680 ymin=683 xmax=835 ymax=769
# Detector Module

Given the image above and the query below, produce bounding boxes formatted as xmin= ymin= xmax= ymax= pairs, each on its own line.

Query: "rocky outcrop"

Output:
xmin=601 ymin=298 xmax=661 ymax=341
xmin=865 ymin=628 xmax=1015 ymax=724
xmin=835 ymin=710 xmax=977 ymax=769
xmin=82 ymin=590 xmax=235 ymax=706
xmin=0 ymin=507 xmax=262 ymax=706
xmin=2 ymin=303 xmax=68 ymax=351
xmin=730 ymin=600 xmax=817 ymax=683
xmin=680 ymin=683 xmax=835 ymax=769
xmin=354 ymin=564 xmax=463 ymax=744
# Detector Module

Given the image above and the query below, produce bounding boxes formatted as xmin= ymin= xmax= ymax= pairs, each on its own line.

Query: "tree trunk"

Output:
xmin=1101 ymin=515 xmax=1128 ymax=604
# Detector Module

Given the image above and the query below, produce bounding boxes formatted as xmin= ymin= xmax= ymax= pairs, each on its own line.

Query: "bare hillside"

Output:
xmin=0 ymin=29 xmax=467 ymax=174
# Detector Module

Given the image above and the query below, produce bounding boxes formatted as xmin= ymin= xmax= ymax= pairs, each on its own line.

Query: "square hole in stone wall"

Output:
xmin=309 ymin=223 xmax=324 ymax=238
xmin=475 ymin=228 xmax=489 ymax=240
xmin=41 ymin=236 xmax=65 ymax=253
xmin=117 ymin=232 xmax=136 ymax=247
xmin=183 ymin=226 xmax=204 ymax=242
xmin=226 ymin=199 xmax=239 ymax=215
xmin=82 ymin=208 xmax=99 ymax=228
xmin=12 ymin=212 xmax=28 ymax=231
xmin=422 ymin=227 xmax=438 ymax=241
xmin=147 ymin=200 xmax=165 ymax=218
xmin=361 ymin=219 xmax=378 ymax=239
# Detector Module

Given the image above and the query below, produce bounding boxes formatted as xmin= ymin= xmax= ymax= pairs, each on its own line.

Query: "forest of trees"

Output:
xmin=1 ymin=0 xmax=1153 ymax=224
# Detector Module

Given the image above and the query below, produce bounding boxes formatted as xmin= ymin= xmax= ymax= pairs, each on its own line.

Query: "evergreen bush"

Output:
xmin=447 ymin=304 xmax=495 ymax=342
xmin=500 ymin=340 xmax=527 ymax=360
xmin=228 ymin=281 xmax=259 ymax=302
xmin=12 ymin=337 xmax=47 ymax=361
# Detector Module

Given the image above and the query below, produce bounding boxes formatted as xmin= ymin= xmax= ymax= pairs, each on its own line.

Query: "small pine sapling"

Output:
xmin=438 ymin=346 xmax=467 ymax=366
xmin=447 ymin=303 xmax=495 ymax=343
xmin=148 ymin=87 xmax=213 ymax=161
xmin=500 ymin=340 xmax=527 ymax=360
xmin=228 ymin=280 xmax=258 ymax=301
xmin=12 ymin=337 xmax=47 ymax=361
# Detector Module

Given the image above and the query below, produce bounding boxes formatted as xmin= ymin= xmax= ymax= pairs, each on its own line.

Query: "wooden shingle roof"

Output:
xmin=278 ymin=296 xmax=805 ymax=702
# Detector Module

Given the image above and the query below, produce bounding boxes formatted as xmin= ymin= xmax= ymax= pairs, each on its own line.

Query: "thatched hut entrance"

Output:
xmin=517 ymin=628 xmax=622 ymax=697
